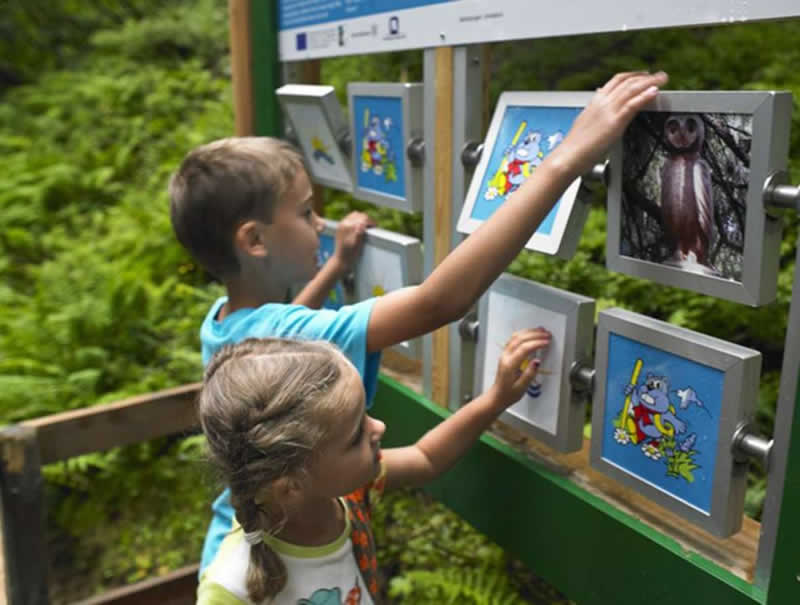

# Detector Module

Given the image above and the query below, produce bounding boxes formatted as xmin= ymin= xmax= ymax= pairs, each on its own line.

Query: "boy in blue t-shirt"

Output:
xmin=168 ymin=70 xmax=668 ymax=573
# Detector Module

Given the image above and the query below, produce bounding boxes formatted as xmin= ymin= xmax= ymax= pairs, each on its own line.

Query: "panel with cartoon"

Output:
xmin=590 ymin=308 xmax=761 ymax=537
xmin=348 ymin=83 xmax=424 ymax=213
xmin=317 ymin=220 xmax=347 ymax=310
xmin=606 ymin=91 xmax=793 ymax=306
xmin=475 ymin=273 xmax=595 ymax=452
xmin=353 ymin=227 xmax=423 ymax=358
xmin=457 ymin=92 xmax=594 ymax=258
xmin=276 ymin=84 xmax=354 ymax=192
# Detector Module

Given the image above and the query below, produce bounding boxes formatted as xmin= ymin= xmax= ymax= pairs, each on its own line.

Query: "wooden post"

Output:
xmin=0 ymin=426 xmax=48 ymax=604
xmin=431 ymin=46 xmax=454 ymax=407
xmin=228 ymin=0 xmax=254 ymax=136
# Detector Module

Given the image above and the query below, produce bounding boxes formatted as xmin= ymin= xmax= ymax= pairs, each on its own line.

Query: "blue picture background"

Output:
xmin=317 ymin=232 xmax=344 ymax=310
xmin=601 ymin=333 xmax=724 ymax=514
xmin=353 ymin=95 xmax=406 ymax=200
xmin=471 ymin=106 xmax=580 ymax=235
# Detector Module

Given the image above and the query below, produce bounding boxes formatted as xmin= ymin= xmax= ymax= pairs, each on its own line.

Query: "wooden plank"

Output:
xmin=228 ymin=0 xmax=254 ymax=136
xmin=372 ymin=375 xmax=762 ymax=605
xmin=0 ymin=425 xmax=49 ymax=604
xmin=73 ymin=564 xmax=198 ymax=605
xmin=431 ymin=46 xmax=454 ymax=408
xmin=23 ymin=384 xmax=201 ymax=465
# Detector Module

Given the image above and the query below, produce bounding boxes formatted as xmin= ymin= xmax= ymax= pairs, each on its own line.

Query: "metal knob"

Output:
xmin=458 ymin=311 xmax=479 ymax=342
xmin=731 ymin=423 xmax=773 ymax=469
xmin=582 ymin=160 xmax=610 ymax=186
xmin=406 ymin=138 xmax=425 ymax=166
xmin=569 ymin=360 xmax=595 ymax=395
xmin=337 ymin=131 xmax=352 ymax=156
xmin=763 ymin=171 xmax=800 ymax=215
xmin=460 ymin=141 xmax=484 ymax=169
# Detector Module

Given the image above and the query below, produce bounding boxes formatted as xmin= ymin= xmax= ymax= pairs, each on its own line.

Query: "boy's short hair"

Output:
xmin=169 ymin=137 xmax=305 ymax=279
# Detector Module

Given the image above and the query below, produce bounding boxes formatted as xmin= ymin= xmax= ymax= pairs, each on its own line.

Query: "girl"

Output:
xmin=197 ymin=328 xmax=550 ymax=604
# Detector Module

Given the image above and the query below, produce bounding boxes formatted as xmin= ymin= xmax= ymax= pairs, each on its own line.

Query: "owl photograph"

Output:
xmin=620 ymin=111 xmax=752 ymax=282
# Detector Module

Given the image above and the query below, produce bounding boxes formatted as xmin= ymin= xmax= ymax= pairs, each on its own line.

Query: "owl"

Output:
xmin=659 ymin=114 xmax=713 ymax=268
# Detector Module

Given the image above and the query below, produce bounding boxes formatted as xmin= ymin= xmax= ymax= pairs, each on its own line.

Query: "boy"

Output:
xmin=169 ymin=71 xmax=668 ymax=572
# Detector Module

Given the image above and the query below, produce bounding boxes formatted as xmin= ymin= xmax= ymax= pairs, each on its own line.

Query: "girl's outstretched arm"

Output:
xmin=382 ymin=328 xmax=551 ymax=489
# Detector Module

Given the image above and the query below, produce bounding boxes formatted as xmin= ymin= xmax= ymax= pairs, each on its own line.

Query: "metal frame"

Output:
xmin=606 ymin=91 xmax=793 ymax=306
xmin=457 ymin=91 xmax=594 ymax=258
xmin=276 ymin=83 xmax=354 ymax=191
xmin=351 ymin=226 xmax=423 ymax=359
xmin=347 ymin=82 xmax=425 ymax=212
xmin=475 ymin=273 xmax=595 ymax=452
xmin=591 ymin=307 xmax=762 ymax=537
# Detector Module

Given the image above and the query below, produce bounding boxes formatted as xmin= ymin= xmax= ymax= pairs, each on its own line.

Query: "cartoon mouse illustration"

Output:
xmin=360 ymin=113 xmax=396 ymax=181
xmin=485 ymin=126 xmax=545 ymax=200
xmin=624 ymin=373 xmax=688 ymax=445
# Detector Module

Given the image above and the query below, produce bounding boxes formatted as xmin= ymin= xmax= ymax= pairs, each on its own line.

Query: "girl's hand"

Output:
xmin=548 ymin=71 xmax=669 ymax=178
xmin=333 ymin=211 xmax=375 ymax=270
xmin=488 ymin=328 xmax=552 ymax=408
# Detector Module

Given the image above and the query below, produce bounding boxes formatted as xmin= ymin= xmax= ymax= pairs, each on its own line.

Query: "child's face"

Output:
xmin=267 ymin=169 xmax=323 ymax=285
xmin=307 ymin=360 xmax=385 ymax=498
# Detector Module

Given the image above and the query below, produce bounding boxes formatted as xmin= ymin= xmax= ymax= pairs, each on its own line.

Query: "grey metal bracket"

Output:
xmin=732 ymin=422 xmax=773 ymax=469
xmin=569 ymin=359 xmax=595 ymax=395
xmin=458 ymin=311 xmax=479 ymax=342
xmin=582 ymin=160 xmax=610 ymax=187
xmin=337 ymin=131 xmax=352 ymax=157
xmin=407 ymin=137 xmax=426 ymax=167
xmin=763 ymin=170 xmax=800 ymax=217
xmin=460 ymin=140 xmax=484 ymax=170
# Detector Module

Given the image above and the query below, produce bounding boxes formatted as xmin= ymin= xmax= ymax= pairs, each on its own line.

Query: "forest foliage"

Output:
xmin=2 ymin=1 xmax=800 ymax=601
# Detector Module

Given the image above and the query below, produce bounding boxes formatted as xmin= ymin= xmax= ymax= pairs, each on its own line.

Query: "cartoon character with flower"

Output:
xmin=612 ymin=359 xmax=706 ymax=482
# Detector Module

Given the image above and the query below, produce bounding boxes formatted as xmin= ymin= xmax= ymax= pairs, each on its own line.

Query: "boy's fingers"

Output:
xmin=610 ymin=72 xmax=667 ymax=109
xmin=599 ymin=71 xmax=649 ymax=94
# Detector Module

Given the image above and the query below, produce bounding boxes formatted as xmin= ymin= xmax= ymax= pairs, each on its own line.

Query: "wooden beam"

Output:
xmin=228 ymin=0 xmax=254 ymax=136
xmin=74 ymin=565 xmax=198 ymax=605
xmin=0 ymin=425 xmax=49 ymax=604
xmin=22 ymin=384 xmax=201 ymax=465
xmin=431 ymin=46 xmax=453 ymax=407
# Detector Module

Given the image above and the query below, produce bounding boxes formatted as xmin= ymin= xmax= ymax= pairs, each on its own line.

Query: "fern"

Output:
xmin=389 ymin=567 xmax=525 ymax=605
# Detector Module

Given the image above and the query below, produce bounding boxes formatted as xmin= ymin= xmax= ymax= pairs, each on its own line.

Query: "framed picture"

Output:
xmin=607 ymin=91 xmax=793 ymax=306
xmin=590 ymin=308 xmax=762 ymax=537
xmin=457 ymin=92 xmax=594 ymax=258
xmin=475 ymin=273 xmax=595 ymax=452
xmin=352 ymin=227 xmax=423 ymax=359
xmin=276 ymin=84 xmax=354 ymax=192
xmin=347 ymin=82 xmax=424 ymax=213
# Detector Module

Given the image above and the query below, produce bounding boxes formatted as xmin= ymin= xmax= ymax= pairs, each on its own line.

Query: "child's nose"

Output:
xmin=313 ymin=212 xmax=324 ymax=233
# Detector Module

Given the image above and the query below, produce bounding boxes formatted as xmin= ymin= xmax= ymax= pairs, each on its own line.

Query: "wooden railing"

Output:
xmin=0 ymin=384 xmax=201 ymax=605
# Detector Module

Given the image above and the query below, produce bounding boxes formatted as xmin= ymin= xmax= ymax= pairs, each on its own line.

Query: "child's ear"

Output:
xmin=234 ymin=220 xmax=269 ymax=258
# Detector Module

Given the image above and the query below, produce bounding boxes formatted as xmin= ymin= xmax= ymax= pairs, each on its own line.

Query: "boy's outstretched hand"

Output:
xmin=333 ymin=211 xmax=375 ymax=271
xmin=488 ymin=328 xmax=552 ymax=408
xmin=550 ymin=71 xmax=669 ymax=178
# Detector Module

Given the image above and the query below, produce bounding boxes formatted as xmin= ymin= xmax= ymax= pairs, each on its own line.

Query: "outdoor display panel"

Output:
xmin=607 ymin=91 xmax=793 ymax=306
xmin=347 ymin=82 xmax=424 ymax=213
xmin=276 ymin=84 xmax=354 ymax=191
xmin=475 ymin=273 xmax=595 ymax=452
xmin=457 ymin=92 xmax=594 ymax=258
xmin=590 ymin=308 xmax=762 ymax=537
xmin=352 ymin=226 xmax=423 ymax=359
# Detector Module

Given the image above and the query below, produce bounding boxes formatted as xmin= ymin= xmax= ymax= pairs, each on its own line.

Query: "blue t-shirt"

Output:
xmin=199 ymin=297 xmax=381 ymax=572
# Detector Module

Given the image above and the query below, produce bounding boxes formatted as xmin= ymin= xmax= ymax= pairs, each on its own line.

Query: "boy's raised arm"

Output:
xmin=366 ymin=71 xmax=667 ymax=353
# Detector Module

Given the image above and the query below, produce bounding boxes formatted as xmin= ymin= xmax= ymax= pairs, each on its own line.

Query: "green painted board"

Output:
xmin=249 ymin=0 xmax=281 ymax=137
xmin=373 ymin=375 xmax=764 ymax=605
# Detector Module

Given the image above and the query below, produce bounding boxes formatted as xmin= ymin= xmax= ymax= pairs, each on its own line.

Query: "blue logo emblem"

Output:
xmin=389 ymin=16 xmax=399 ymax=35
xmin=296 ymin=32 xmax=307 ymax=50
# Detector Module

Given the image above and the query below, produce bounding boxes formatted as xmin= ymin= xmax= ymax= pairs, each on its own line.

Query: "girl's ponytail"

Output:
xmin=199 ymin=338 xmax=350 ymax=603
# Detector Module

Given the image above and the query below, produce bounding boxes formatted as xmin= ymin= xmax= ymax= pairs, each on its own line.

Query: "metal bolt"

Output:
xmin=796 ymin=573 xmax=800 ymax=583
xmin=439 ymin=32 xmax=446 ymax=40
